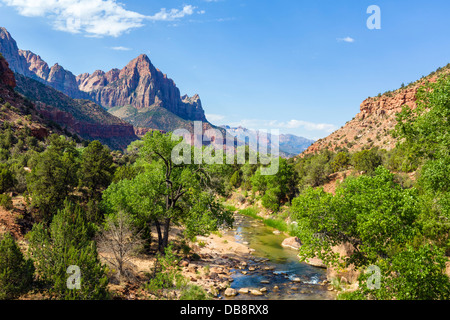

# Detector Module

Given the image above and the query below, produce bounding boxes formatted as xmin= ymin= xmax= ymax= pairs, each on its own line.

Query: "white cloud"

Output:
xmin=1 ymin=0 xmax=198 ymax=37
xmin=337 ymin=36 xmax=355 ymax=43
xmin=206 ymin=113 xmax=226 ymax=122
xmin=110 ymin=46 xmax=131 ymax=51
xmin=149 ymin=5 xmax=195 ymax=21
xmin=228 ymin=119 xmax=337 ymax=133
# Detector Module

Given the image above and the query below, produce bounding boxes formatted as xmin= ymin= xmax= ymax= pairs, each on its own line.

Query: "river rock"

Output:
xmin=291 ymin=277 xmax=302 ymax=283
xmin=305 ymin=257 xmax=327 ymax=268
xmin=238 ymin=288 xmax=249 ymax=294
xmin=273 ymin=230 xmax=281 ymax=235
xmin=260 ymin=280 xmax=270 ymax=284
xmin=250 ymin=289 xmax=264 ymax=296
xmin=281 ymin=237 xmax=302 ymax=250
xmin=224 ymin=288 xmax=238 ymax=297
xmin=260 ymin=287 xmax=267 ymax=293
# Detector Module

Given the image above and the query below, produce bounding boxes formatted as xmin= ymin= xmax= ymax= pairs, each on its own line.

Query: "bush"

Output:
xmin=179 ymin=285 xmax=212 ymax=300
xmin=28 ymin=201 xmax=109 ymax=300
xmin=0 ymin=233 xmax=35 ymax=300
xmin=0 ymin=194 xmax=13 ymax=210
xmin=351 ymin=149 xmax=382 ymax=173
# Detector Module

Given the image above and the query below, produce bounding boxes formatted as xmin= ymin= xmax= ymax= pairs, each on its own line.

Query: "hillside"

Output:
xmin=14 ymin=73 xmax=137 ymax=150
xmin=302 ymin=64 xmax=450 ymax=156
xmin=0 ymin=53 xmax=64 ymax=141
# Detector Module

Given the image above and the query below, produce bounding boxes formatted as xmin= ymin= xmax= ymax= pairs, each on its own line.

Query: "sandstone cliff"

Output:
xmin=0 ymin=27 xmax=210 ymax=134
xmin=76 ymin=54 xmax=207 ymax=123
xmin=302 ymin=66 xmax=450 ymax=156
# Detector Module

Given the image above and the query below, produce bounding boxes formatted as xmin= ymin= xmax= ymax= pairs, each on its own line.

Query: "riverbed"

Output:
xmin=222 ymin=214 xmax=336 ymax=300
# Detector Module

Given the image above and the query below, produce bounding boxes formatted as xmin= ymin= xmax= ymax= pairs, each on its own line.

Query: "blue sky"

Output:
xmin=1 ymin=0 xmax=450 ymax=140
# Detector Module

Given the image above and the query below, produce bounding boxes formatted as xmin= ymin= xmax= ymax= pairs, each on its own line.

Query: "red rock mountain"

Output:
xmin=77 ymin=54 xmax=206 ymax=123
xmin=0 ymin=27 xmax=208 ymax=135
xmin=302 ymin=65 xmax=450 ymax=156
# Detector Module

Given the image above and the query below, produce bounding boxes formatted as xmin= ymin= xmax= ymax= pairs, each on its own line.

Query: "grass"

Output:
xmin=238 ymin=207 xmax=293 ymax=235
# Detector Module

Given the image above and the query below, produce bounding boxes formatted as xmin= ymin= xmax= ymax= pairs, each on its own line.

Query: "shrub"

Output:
xmin=28 ymin=201 xmax=109 ymax=300
xmin=0 ymin=233 xmax=35 ymax=300
xmin=179 ymin=285 xmax=212 ymax=300
xmin=0 ymin=194 xmax=13 ymax=210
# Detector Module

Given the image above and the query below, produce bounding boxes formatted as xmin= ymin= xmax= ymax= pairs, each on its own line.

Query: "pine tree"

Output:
xmin=0 ymin=233 xmax=34 ymax=300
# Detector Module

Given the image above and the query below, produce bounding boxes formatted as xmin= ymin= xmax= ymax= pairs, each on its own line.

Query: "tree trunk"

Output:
xmin=162 ymin=218 xmax=171 ymax=252
xmin=155 ymin=220 xmax=163 ymax=253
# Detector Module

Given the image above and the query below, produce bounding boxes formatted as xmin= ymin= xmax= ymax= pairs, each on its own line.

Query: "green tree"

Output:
xmin=0 ymin=165 xmax=15 ymax=193
xmin=330 ymin=151 xmax=350 ymax=172
xmin=78 ymin=140 xmax=115 ymax=201
xmin=351 ymin=149 xmax=382 ymax=174
xmin=27 ymin=135 xmax=79 ymax=221
xmin=28 ymin=201 xmax=109 ymax=299
xmin=293 ymin=167 xmax=420 ymax=267
xmin=0 ymin=233 xmax=34 ymax=300
xmin=103 ymin=132 xmax=233 ymax=253
xmin=252 ymin=157 xmax=298 ymax=211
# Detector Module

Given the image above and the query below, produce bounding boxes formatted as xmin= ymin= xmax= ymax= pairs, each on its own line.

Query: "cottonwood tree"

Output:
xmin=103 ymin=131 xmax=233 ymax=254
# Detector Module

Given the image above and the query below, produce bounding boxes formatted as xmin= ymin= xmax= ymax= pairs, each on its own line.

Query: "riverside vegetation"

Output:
xmin=0 ymin=65 xmax=450 ymax=300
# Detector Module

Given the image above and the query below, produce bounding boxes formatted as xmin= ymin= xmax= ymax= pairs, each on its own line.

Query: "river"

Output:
xmin=222 ymin=214 xmax=336 ymax=300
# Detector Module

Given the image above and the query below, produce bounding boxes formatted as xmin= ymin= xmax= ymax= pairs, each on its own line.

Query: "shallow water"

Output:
xmin=223 ymin=214 xmax=335 ymax=300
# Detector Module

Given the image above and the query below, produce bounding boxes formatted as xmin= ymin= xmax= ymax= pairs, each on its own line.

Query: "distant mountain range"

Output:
xmin=221 ymin=125 xmax=315 ymax=158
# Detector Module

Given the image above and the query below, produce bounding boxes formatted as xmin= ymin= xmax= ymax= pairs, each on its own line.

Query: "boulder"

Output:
xmin=250 ymin=289 xmax=263 ymax=296
xmin=281 ymin=237 xmax=302 ymax=250
xmin=305 ymin=257 xmax=326 ymax=268
xmin=224 ymin=288 xmax=238 ymax=297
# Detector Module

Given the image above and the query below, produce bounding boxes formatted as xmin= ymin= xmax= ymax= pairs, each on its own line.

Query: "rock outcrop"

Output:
xmin=0 ymin=53 xmax=16 ymax=88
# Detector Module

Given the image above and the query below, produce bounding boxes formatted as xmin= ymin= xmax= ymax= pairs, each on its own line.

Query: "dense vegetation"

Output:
xmin=0 ymin=72 xmax=449 ymax=301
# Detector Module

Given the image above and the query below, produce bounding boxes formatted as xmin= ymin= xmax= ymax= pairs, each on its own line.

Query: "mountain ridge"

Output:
xmin=0 ymin=27 xmax=209 ymax=135
xmin=300 ymin=64 xmax=450 ymax=156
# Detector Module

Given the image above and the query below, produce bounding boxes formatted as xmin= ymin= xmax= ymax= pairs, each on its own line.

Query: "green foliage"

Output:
xmin=103 ymin=131 xmax=233 ymax=253
xmin=0 ymin=233 xmax=35 ymax=300
xmin=0 ymin=165 xmax=15 ymax=193
xmin=179 ymin=285 xmax=212 ymax=300
xmin=295 ymin=151 xmax=333 ymax=189
xmin=27 ymin=135 xmax=79 ymax=221
xmin=0 ymin=193 xmax=13 ymax=210
xmin=251 ymin=158 xmax=298 ymax=212
xmin=229 ymin=170 xmax=241 ymax=188
xmin=347 ymin=245 xmax=450 ymax=300
xmin=146 ymin=245 xmax=186 ymax=295
xmin=351 ymin=149 xmax=382 ymax=173
xmin=28 ymin=201 xmax=109 ymax=300
xmin=330 ymin=151 xmax=350 ymax=172
xmin=78 ymin=140 xmax=115 ymax=201
xmin=292 ymin=167 xmax=421 ymax=268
